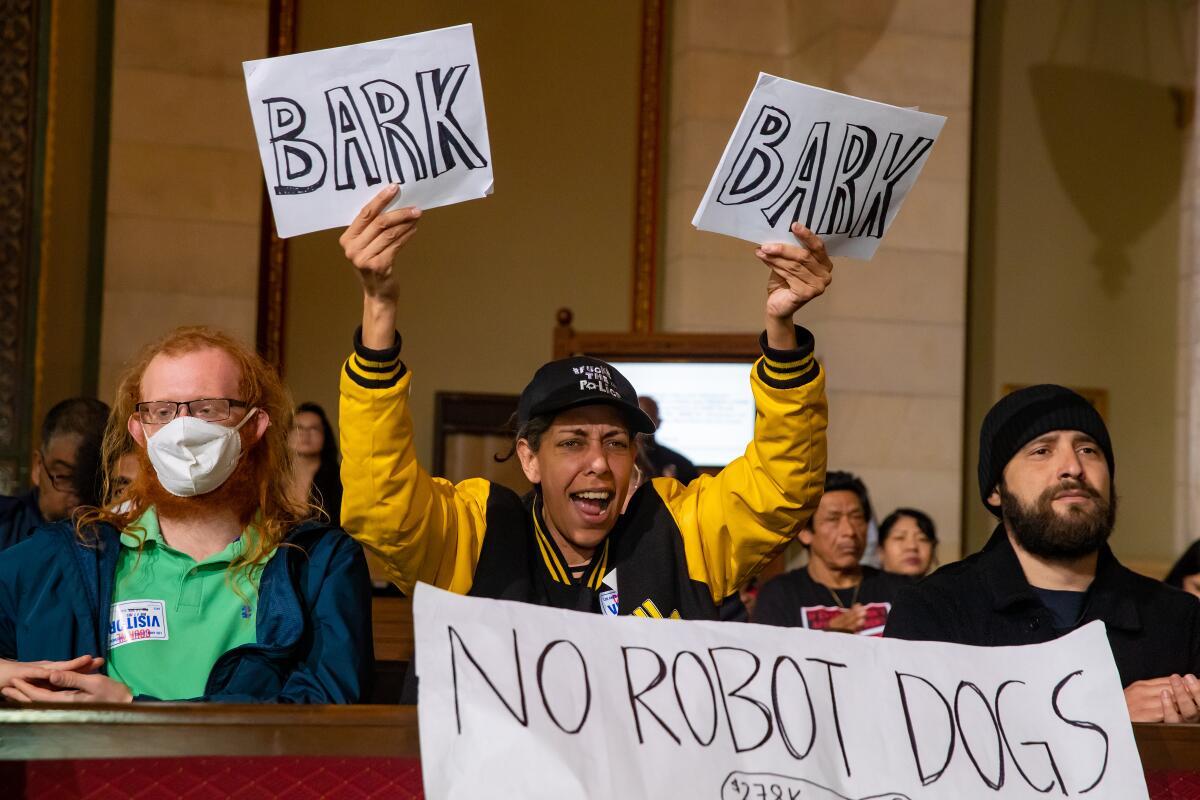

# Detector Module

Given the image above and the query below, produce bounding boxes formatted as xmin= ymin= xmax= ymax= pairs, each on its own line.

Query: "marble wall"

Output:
xmin=96 ymin=0 xmax=268 ymax=400
xmin=662 ymin=0 xmax=974 ymax=559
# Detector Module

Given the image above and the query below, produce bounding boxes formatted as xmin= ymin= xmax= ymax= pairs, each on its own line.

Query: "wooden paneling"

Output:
xmin=372 ymin=596 xmax=414 ymax=663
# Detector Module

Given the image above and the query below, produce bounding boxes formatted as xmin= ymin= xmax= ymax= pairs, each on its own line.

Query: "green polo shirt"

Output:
xmin=106 ymin=507 xmax=274 ymax=700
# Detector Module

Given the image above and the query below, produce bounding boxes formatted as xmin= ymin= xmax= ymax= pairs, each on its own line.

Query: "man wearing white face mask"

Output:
xmin=0 ymin=327 xmax=373 ymax=703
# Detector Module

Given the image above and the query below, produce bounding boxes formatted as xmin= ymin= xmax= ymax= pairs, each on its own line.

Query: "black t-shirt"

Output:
xmin=1032 ymin=587 xmax=1088 ymax=631
xmin=753 ymin=565 xmax=913 ymax=636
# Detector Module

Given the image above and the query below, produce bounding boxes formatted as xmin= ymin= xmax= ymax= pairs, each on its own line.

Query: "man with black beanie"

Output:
xmin=885 ymin=384 xmax=1200 ymax=723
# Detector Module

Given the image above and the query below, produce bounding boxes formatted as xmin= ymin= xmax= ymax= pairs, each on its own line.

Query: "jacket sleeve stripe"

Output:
xmin=343 ymin=360 xmax=408 ymax=390
xmin=756 ymin=326 xmax=819 ymax=390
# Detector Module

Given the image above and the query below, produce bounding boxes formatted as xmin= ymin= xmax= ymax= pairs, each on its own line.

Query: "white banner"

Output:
xmin=414 ymin=583 xmax=1147 ymax=800
xmin=243 ymin=24 xmax=493 ymax=238
xmin=693 ymin=74 xmax=945 ymax=260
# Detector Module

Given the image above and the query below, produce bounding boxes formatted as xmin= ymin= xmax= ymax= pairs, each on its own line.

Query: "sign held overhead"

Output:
xmin=694 ymin=74 xmax=945 ymax=260
xmin=244 ymin=24 xmax=493 ymax=238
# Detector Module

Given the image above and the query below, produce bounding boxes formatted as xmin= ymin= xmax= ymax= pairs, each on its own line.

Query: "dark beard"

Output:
xmin=133 ymin=431 xmax=264 ymax=526
xmin=1001 ymin=478 xmax=1116 ymax=561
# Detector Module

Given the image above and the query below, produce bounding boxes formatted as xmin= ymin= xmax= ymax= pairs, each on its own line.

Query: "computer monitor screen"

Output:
xmin=610 ymin=361 xmax=754 ymax=468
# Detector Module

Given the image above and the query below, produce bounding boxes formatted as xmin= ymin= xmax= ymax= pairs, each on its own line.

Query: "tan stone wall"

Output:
xmin=97 ymin=0 xmax=268 ymax=400
xmin=663 ymin=0 xmax=974 ymax=560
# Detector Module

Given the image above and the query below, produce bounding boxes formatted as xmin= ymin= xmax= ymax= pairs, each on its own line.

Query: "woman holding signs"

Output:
xmin=336 ymin=184 xmax=832 ymax=625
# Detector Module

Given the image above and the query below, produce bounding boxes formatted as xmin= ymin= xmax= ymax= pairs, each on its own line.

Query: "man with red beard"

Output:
xmin=0 ymin=327 xmax=372 ymax=703
xmin=886 ymin=384 xmax=1200 ymax=723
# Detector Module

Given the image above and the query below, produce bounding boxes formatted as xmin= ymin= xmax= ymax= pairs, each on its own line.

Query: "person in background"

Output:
xmin=753 ymin=470 xmax=910 ymax=635
xmin=636 ymin=396 xmax=700 ymax=485
xmin=0 ymin=326 xmax=372 ymax=704
xmin=288 ymin=402 xmax=343 ymax=526
xmin=878 ymin=507 xmax=938 ymax=577
xmin=1166 ymin=540 xmax=1200 ymax=600
xmin=0 ymin=397 xmax=109 ymax=550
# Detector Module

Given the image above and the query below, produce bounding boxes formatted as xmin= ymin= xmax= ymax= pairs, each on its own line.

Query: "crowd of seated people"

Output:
xmin=0 ymin=186 xmax=1195 ymax=730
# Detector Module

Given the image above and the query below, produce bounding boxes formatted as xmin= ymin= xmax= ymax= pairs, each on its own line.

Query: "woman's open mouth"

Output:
xmin=570 ymin=490 xmax=613 ymax=519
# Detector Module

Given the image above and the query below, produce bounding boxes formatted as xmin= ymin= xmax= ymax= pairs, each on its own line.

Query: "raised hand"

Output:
xmin=757 ymin=223 xmax=833 ymax=318
xmin=340 ymin=184 xmax=422 ymax=348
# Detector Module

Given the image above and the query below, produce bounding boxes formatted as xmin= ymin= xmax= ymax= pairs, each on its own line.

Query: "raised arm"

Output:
xmin=656 ymin=223 xmax=832 ymax=602
xmin=337 ymin=187 xmax=491 ymax=594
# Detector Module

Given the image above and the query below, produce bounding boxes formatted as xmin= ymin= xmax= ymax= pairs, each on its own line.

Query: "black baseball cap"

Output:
xmin=517 ymin=357 xmax=656 ymax=434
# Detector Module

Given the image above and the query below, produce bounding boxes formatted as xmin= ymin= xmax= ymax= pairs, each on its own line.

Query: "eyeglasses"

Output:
xmin=135 ymin=398 xmax=248 ymax=425
xmin=38 ymin=453 xmax=76 ymax=494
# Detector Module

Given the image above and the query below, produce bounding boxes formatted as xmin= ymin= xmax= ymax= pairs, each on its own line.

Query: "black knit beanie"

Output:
xmin=978 ymin=384 xmax=1113 ymax=517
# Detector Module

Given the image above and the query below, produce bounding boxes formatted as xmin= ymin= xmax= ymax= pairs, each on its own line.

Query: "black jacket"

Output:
xmin=884 ymin=527 xmax=1200 ymax=687
xmin=754 ymin=564 xmax=911 ymax=635
xmin=0 ymin=490 xmax=43 ymax=552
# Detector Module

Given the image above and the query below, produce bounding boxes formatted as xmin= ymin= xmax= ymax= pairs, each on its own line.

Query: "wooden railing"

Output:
xmin=0 ymin=703 xmax=1194 ymax=765
xmin=0 ymin=706 xmax=1195 ymax=800
xmin=0 ymin=704 xmax=420 ymax=761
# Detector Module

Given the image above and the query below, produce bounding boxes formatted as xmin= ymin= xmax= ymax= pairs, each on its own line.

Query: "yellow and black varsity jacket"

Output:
xmin=339 ymin=326 xmax=828 ymax=620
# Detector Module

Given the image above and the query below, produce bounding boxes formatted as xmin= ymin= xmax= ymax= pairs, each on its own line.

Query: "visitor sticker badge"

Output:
xmin=109 ymin=599 xmax=169 ymax=649
xmin=599 ymin=588 xmax=620 ymax=617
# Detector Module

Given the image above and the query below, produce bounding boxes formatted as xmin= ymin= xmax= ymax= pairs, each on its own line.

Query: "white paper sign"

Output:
xmin=693 ymin=74 xmax=946 ymax=260
xmin=243 ymin=24 xmax=493 ymax=238
xmin=415 ymin=584 xmax=1147 ymax=800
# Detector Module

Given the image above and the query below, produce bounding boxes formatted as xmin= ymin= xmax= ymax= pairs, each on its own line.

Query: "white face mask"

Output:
xmin=144 ymin=409 xmax=259 ymax=497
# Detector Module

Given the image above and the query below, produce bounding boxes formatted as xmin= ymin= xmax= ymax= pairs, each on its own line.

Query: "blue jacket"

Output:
xmin=0 ymin=518 xmax=374 ymax=703
xmin=0 ymin=491 xmax=44 ymax=552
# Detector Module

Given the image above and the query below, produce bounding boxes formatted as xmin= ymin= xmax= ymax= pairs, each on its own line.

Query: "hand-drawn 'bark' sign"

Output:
xmin=243 ymin=24 xmax=492 ymax=238
xmin=414 ymin=584 xmax=1148 ymax=799
xmin=693 ymin=74 xmax=946 ymax=260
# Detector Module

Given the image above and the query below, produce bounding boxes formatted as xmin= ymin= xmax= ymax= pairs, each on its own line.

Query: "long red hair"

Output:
xmin=76 ymin=327 xmax=311 ymax=571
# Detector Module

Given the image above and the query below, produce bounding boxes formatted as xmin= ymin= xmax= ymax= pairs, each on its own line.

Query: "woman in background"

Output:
xmin=289 ymin=402 xmax=343 ymax=526
xmin=878 ymin=507 xmax=937 ymax=578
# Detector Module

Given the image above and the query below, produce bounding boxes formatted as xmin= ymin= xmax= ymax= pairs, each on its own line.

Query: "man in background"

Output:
xmin=0 ymin=398 xmax=109 ymax=550
xmin=637 ymin=396 xmax=700 ymax=485
xmin=754 ymin=470 xmax=909 ymax=635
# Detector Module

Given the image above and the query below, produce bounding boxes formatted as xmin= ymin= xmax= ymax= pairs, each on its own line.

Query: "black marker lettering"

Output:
xmin=416 ymin=64 xmax=488 ymax=178
xmin=359 ymin=78 xmax=429 ymax=184
xmin=673 ymin=650 xmax=719 ymax=746
xmin=771 ymin=656 xmax=817 ymax=760
xmin=817 ymin=123 xmax=877 ymax=235
xmin=448 ymin=626 xmax=528 ymax=734
xmin=995 ymin=680 xmax=1063 ymax=795
xmin=535 ymin=639 xmax=591 ymax=735
xmin=762 ymin=121 xmax=829 ymax=228
xmin=895 ymin=671 xmax=956 ymax=785
xmin=852 ymin=132 xmax=934 ymax=238
xmin=954 ymin=681 xmax=1005 ymax=790
xmin=621 ymin=646 xmax=681 ymax=745
xmin=1052 ymin=671 xmax=1109 ymax=794
xmin=262 ymin=97 xmax=326 ymax=195
xmin=717 ymin=105 xmax=791 ymax=206
xmin=324 ymin=85 xmax=382 ymax=191
xmin=710 ymin=647 xmax=773 ymax=753
xmin=807 ymin=657 xmax=852 ymax=777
